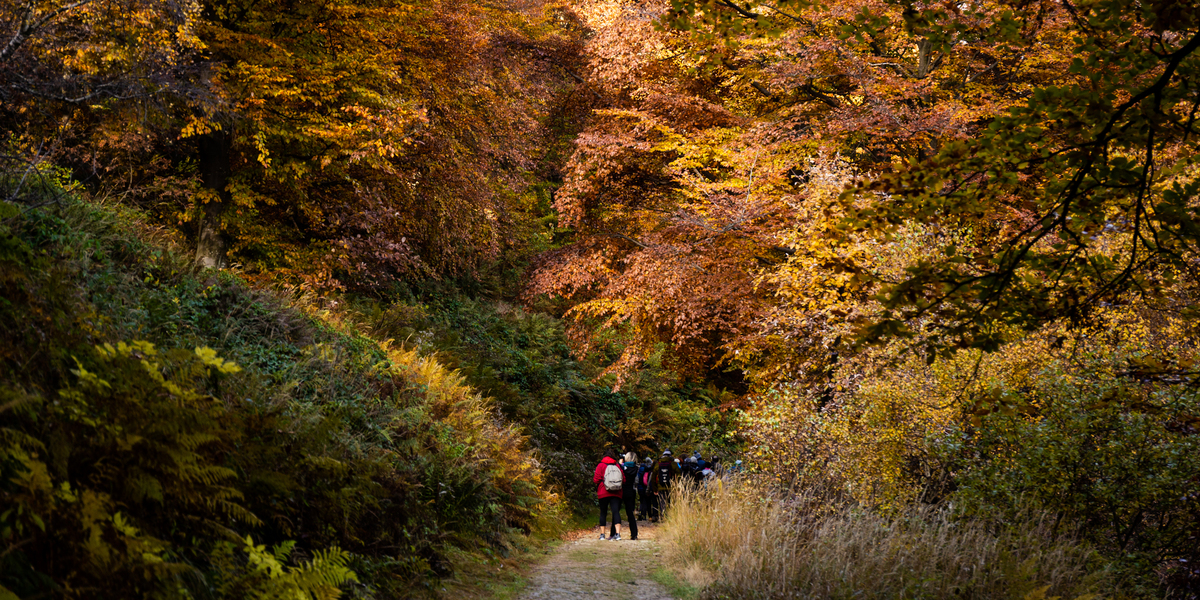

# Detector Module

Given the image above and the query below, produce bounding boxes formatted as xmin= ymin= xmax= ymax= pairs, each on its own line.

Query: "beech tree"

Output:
xmin=2 ymin=0 xmax=587 ymax=289
xmin=838 ymin=0 xmax=1200 ymax=356
xmin=186 ymin=0 xmax=582 ymax=281
xmin=0 ymin=0 xmax=202 ymax=193
xmin=527 ymin=0 xmax=1083 ymax=385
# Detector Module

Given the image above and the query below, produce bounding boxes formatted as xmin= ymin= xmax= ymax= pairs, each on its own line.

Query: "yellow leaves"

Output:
xmin=253 ymin=131 xmax=271 ymax=168
xmin=21 ymin=0 xmax=203 ymax=80
xmin=568 ymin=295 xmax=659 ymax=322
xmin=111 ymin=511 xmax=140 ymax=537
xmin=9 ymin=448 xmax=54 ymax=504
xmin=179 ymin=115 xmax=220 ymax=139
xmin=1021 ymin=584 xmax=1102 ymax=600
xmin=195 ymin=346 xmax=242 ymax=374
xmin=98 ymin=340 xmax=158 ymax=360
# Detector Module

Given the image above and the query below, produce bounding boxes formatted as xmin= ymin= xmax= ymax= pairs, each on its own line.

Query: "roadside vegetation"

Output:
xmin=0 ymin=184 xmax=570 ymax=597
xmin=662 ymin=479 xmax=1113 ymax=600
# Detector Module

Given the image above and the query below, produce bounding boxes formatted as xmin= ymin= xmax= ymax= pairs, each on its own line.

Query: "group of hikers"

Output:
xmin=592 ymin=448 xmax=737 ymax=541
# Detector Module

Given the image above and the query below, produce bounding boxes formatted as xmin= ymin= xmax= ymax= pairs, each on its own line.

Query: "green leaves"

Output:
xmin=0 ymin=191 xmax=563 ymax=598
xmin=230 ymin=536 xmax=358 ymax=600
xmin=839 ymin=1 xmax=1200 ymax=352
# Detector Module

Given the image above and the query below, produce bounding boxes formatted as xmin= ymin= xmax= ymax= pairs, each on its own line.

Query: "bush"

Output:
xmin=951 ymin=332 xmax=1200 ymax=591
xmin=739 ymin=309 xmax=1200 ymax=595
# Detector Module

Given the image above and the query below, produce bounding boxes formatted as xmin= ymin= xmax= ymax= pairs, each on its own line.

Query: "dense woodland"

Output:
xmin=1 ymin=0 xmax=1199 ymax=597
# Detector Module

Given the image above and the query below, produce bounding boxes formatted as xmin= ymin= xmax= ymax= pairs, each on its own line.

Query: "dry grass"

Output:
xmin=658 ymin=477 xmax=1114 ymax=600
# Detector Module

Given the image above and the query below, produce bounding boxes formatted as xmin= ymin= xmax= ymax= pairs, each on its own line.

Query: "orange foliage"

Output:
xmin=525 ymin=0 xmax=1078 ymax=386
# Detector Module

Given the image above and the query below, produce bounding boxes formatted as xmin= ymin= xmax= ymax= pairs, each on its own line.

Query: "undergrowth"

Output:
xmin=659 ymin=478 xmax=1120 ymax=600
xmin=0 ymin=190 xmax=564 ymax=598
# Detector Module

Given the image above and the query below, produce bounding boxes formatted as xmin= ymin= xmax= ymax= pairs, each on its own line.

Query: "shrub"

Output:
xmin=951 ymin=333 xmax=1200 ymax=591
xmin=739 ymin=308 xmax=1200 ymax=595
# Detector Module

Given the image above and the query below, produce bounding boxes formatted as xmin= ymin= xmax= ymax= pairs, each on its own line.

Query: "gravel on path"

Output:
xmin=517 ymin=520 xmax=675 ymax=600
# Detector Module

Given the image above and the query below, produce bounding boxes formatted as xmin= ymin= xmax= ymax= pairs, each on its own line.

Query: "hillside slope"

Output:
xmin=0 ymin=191 xmax=557 ymax=598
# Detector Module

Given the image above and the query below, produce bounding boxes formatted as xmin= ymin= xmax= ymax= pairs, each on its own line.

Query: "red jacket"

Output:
xmin=593 ymin=456 xmax=624 ymax=499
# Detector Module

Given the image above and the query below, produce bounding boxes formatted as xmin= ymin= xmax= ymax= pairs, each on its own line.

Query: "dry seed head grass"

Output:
xmin=659 ymin=477 xmax=1111 ymax=600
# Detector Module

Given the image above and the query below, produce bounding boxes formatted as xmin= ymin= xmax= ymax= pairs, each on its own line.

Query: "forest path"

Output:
xmin=517 ymin=520 xmax=677 ymax=600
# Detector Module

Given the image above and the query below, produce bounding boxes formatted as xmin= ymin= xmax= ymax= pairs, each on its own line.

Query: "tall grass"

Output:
xmin=659 ymin=477 xmax=1114 ymax=600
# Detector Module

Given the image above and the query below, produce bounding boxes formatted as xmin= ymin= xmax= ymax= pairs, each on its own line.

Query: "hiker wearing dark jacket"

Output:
xmin=593 ymin=450 xmax=625 ymax=540
xmin=636 ymin=457 xmax=652 ymax=519
xmin=647 ymin=450 xmax=682 ymax=522
xmin=684 ymin=456 xmax=707 ymax=485
xmin=620 ymin=452 xmax=640 ymax=540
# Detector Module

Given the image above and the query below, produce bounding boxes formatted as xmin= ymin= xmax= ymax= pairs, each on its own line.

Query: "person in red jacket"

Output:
xmin=593 ymin=449 xmax=625 ymax=540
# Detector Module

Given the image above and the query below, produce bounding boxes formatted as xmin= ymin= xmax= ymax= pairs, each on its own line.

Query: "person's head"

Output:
xmin=605 ymin=449 xmax=620 ymax=460
xmin=624 ymin=451 xmax=638 ymax=463
xmin=644 ymin=457 xmax=653 ymax=465
xmin=662 ymin=449 xmax=673 ymax=458
xmin=693 ymin=450 xmax=702 ymax=459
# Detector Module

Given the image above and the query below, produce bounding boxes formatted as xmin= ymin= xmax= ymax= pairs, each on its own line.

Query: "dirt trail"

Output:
xmin=517 ymin=521 xmax=676 ymax=600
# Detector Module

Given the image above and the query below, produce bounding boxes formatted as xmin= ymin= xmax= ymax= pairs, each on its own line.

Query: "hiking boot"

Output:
xmin=598 ymin=534 xmax=607 ymax=540
xmin=611 ymin=533 xmax=621 ymax=541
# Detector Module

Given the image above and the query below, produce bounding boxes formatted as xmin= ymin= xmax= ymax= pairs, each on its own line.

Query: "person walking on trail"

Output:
xmin=647 ymin=450 xmax=682 ymax=522
xmin=682 ymin=455 xmax=699 ymax=484
xmin=620 ymin=452 xmax=640 ymax=540
xmin=594 ymin=449 xmax=625 ymax=540
xmin=636 ymin=457 xmax=653 ymax=520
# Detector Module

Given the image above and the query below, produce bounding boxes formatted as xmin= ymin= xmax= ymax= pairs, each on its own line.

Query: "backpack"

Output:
xmin=641 ymin=471 xmax=650 ymax=487
xmin=603 ymin=463 xmax=623 ymax=492
xmin=657 ymin=462 xmax=674 ymax=487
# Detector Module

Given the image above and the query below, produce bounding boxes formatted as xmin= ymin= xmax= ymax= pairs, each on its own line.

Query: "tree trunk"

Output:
xmin=917 ymin=38 xmax=932 ymax=78
xmin=195 ymin=130 xmax=232 ymax=269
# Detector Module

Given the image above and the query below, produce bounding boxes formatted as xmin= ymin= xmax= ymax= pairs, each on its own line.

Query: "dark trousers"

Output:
xmin=638 ymin=489 xmax=650 ymax=518
xmin=622 ymin=493 xmax=639 ymax=539
xmin=653 ymin=489 xmax=672 ymax=521
xmin=598 ymin=496 xmax=621 ymax=536
xmin=646 ymin=491 xmax=660 ymax=522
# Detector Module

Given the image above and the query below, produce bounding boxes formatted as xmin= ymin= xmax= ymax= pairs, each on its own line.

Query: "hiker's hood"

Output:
xmin=600 ymin=456 xmax=619 ymax=465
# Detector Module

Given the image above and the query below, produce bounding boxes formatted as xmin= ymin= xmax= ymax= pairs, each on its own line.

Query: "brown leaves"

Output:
xmin=525 ymin=0 xmax=1087 ymax=386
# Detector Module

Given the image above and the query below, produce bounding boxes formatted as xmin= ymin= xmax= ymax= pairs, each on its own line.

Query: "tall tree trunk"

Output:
xmin=195 ymin=130 xmax=231 ymax=269
xmin=916 ymin=38 xmax=932 ymax=78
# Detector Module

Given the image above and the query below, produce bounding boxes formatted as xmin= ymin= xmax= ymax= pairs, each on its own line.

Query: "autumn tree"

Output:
xmin=0 ymin=0 xmax=201 ymax=104
xmin=657 ymin=0 xmax=1200 ymax=366
xmin=835 ymin=0 xmax=1200 ymax=356
xmin=174 ymin=0 xmax=588 ymax=288
xmin=526 ymin=0 xmax=1083 ymax=387
xmin=0 ymin=0 xmax=203 ymax=205
xmin=523 ymin=0 xmax=781 ymax=386
xmin=1 ymin=0 xmax=588 ymax=290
